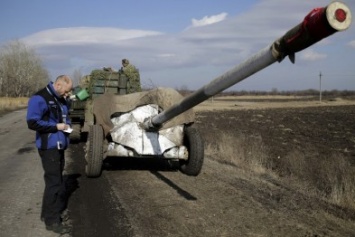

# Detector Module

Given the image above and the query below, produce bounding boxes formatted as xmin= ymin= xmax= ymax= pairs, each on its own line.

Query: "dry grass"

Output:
xmin=195 ymin=95 xmax=355 ymax=112
xmin=205 ymin=130 xmax=355 ymax=210
xmin=0 ymin=97 xmax=28 ymax=114
xmin=281 ymin=150 xmax=355 ymax=209
xmin=205 ymin=132 xmax=269 ymax=174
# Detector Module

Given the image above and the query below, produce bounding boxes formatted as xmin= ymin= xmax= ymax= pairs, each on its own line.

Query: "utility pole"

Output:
xmin=319 ymin=71 xmax=322 ymax=102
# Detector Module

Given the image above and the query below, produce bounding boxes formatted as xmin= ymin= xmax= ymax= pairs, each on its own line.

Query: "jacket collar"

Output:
xmin=47 ymin=82 xmax=61 ymax=99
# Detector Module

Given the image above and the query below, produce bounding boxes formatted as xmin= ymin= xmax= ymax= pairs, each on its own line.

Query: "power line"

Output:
xmin=319 ymin=71 xmax=322 ymax=102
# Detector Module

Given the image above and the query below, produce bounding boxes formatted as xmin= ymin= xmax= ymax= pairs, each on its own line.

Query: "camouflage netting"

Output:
xmin=93 ymin=87 xmax=195 ymax=136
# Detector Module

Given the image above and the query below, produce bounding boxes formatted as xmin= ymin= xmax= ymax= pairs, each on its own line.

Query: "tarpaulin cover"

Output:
xmin=93 ymin=87 xmax=195 ymax=135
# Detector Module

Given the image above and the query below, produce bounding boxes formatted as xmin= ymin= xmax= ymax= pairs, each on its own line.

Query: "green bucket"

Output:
xmin=76 ymin=89 xmax=89 ymax=101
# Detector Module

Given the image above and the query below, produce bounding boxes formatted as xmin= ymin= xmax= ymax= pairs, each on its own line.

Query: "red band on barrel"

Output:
xmin=304 ymin=7 xmax=336 ymax=41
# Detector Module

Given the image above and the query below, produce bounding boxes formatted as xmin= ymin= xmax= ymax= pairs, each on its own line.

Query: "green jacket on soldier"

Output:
xmin=120 ymin=59 xmax=141 ymax=93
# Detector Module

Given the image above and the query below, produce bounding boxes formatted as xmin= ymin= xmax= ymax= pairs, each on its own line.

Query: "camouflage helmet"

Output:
xmin=122 ymin=58 xmax=129 ymax=66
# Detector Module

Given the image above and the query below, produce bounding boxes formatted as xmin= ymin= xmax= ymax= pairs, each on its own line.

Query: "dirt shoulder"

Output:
xmin=101 ymin=157 xmax=355 ymax=237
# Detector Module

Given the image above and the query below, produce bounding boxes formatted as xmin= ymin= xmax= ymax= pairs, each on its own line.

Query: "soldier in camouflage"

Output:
xmin=120 ymin=59 xmax=141 ymax=93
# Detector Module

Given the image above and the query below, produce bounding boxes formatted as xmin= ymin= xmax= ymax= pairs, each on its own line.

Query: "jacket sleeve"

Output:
xmin=26 ymin=95 xmax=58 ymax=133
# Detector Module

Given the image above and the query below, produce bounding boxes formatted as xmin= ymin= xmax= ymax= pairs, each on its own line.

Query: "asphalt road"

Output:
xmin=0 ymin=110 xmax=130 ymax=237
xmin=0 ymin=109 xmax=63 ymax=237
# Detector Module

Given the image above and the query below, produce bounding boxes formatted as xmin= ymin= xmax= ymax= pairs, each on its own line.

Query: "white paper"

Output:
xmin=63 ymin=127 xmax=73 ymax=133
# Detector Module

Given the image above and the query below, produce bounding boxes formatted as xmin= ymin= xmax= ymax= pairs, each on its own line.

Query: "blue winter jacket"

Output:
xmin=27 ymin=82 xmax=71 ymax=150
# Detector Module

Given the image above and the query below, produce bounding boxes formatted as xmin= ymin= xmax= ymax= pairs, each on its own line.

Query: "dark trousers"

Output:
xmin=38 ymin=149 xmax=66 ymax=225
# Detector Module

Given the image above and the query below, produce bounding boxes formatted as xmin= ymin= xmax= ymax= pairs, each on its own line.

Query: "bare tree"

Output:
xmin=177 ymin=85 xmax=190 ymax=96
xmin=72 ymin=68 xmax=83 ymax=87
xmin=0 ymin=40 xmax=49 ymax=97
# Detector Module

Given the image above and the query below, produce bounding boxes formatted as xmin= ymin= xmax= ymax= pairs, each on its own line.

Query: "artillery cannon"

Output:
xmin=83 ymin=2 xmax=351 ymax=177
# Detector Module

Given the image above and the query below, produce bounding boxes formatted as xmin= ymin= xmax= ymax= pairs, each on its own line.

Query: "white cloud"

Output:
xmin=22 ymin=27 xmax=163 ymax=46
xmin=190 ymin=12 xmax=228 ymax=28
xmin=348 ymin=40 xmax=355 ymax=48
xmin=300 ymin=49 xmax=327 ymax=61
xmin=157 ymin=53 xmax=176 ymax=58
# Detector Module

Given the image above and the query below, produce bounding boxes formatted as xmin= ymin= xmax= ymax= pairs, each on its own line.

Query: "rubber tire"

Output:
xmin=179 ymin=125 xmax=204 ymax=176
xmin=85 ymin=124 xmax=104 ymax=177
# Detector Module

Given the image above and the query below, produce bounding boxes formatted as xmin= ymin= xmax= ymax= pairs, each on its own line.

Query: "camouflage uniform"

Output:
xmin=79 ymin=75 xmax=91 ymax=89
xmin=120 ymin=59 xmax=141 ymax=93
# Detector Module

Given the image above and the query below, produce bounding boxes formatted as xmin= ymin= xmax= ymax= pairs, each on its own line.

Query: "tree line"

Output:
xmin=0 ymin=40 xmax=49 ymax=97
xmin=177 ymin=87 xmax=355 ymax=98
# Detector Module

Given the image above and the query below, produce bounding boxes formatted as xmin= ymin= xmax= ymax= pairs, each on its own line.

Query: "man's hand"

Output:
xmin=56 ymin=123 xmax=69 ymax=131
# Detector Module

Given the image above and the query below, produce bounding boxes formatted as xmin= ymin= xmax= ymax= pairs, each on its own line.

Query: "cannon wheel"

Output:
xmin=179 ymin=125 xmax=204 ymax=176
xmin=85 ymin=124 xmax=104 ymax=177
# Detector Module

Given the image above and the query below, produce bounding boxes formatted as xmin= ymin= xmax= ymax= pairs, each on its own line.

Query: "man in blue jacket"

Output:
xmin=27 ymin=75 xmax=73 ymax=234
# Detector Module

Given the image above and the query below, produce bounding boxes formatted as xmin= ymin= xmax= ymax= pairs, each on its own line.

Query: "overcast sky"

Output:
xmin=1 ymin=0 xmax=354 ymax=91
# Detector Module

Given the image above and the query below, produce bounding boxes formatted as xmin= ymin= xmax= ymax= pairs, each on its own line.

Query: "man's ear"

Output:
xmin=54 ymin=81 xmax=62 ymax=90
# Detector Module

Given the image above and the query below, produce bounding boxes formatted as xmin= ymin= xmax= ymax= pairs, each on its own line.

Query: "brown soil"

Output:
xmin=65 ymin=97 xmax=355 ymax=237
xmin=196 ymin=102 xmax=355 ymax=168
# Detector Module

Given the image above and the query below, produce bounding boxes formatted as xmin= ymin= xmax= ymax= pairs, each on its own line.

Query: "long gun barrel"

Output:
xmin=142 ymin=1 xmax=352 ymax=130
